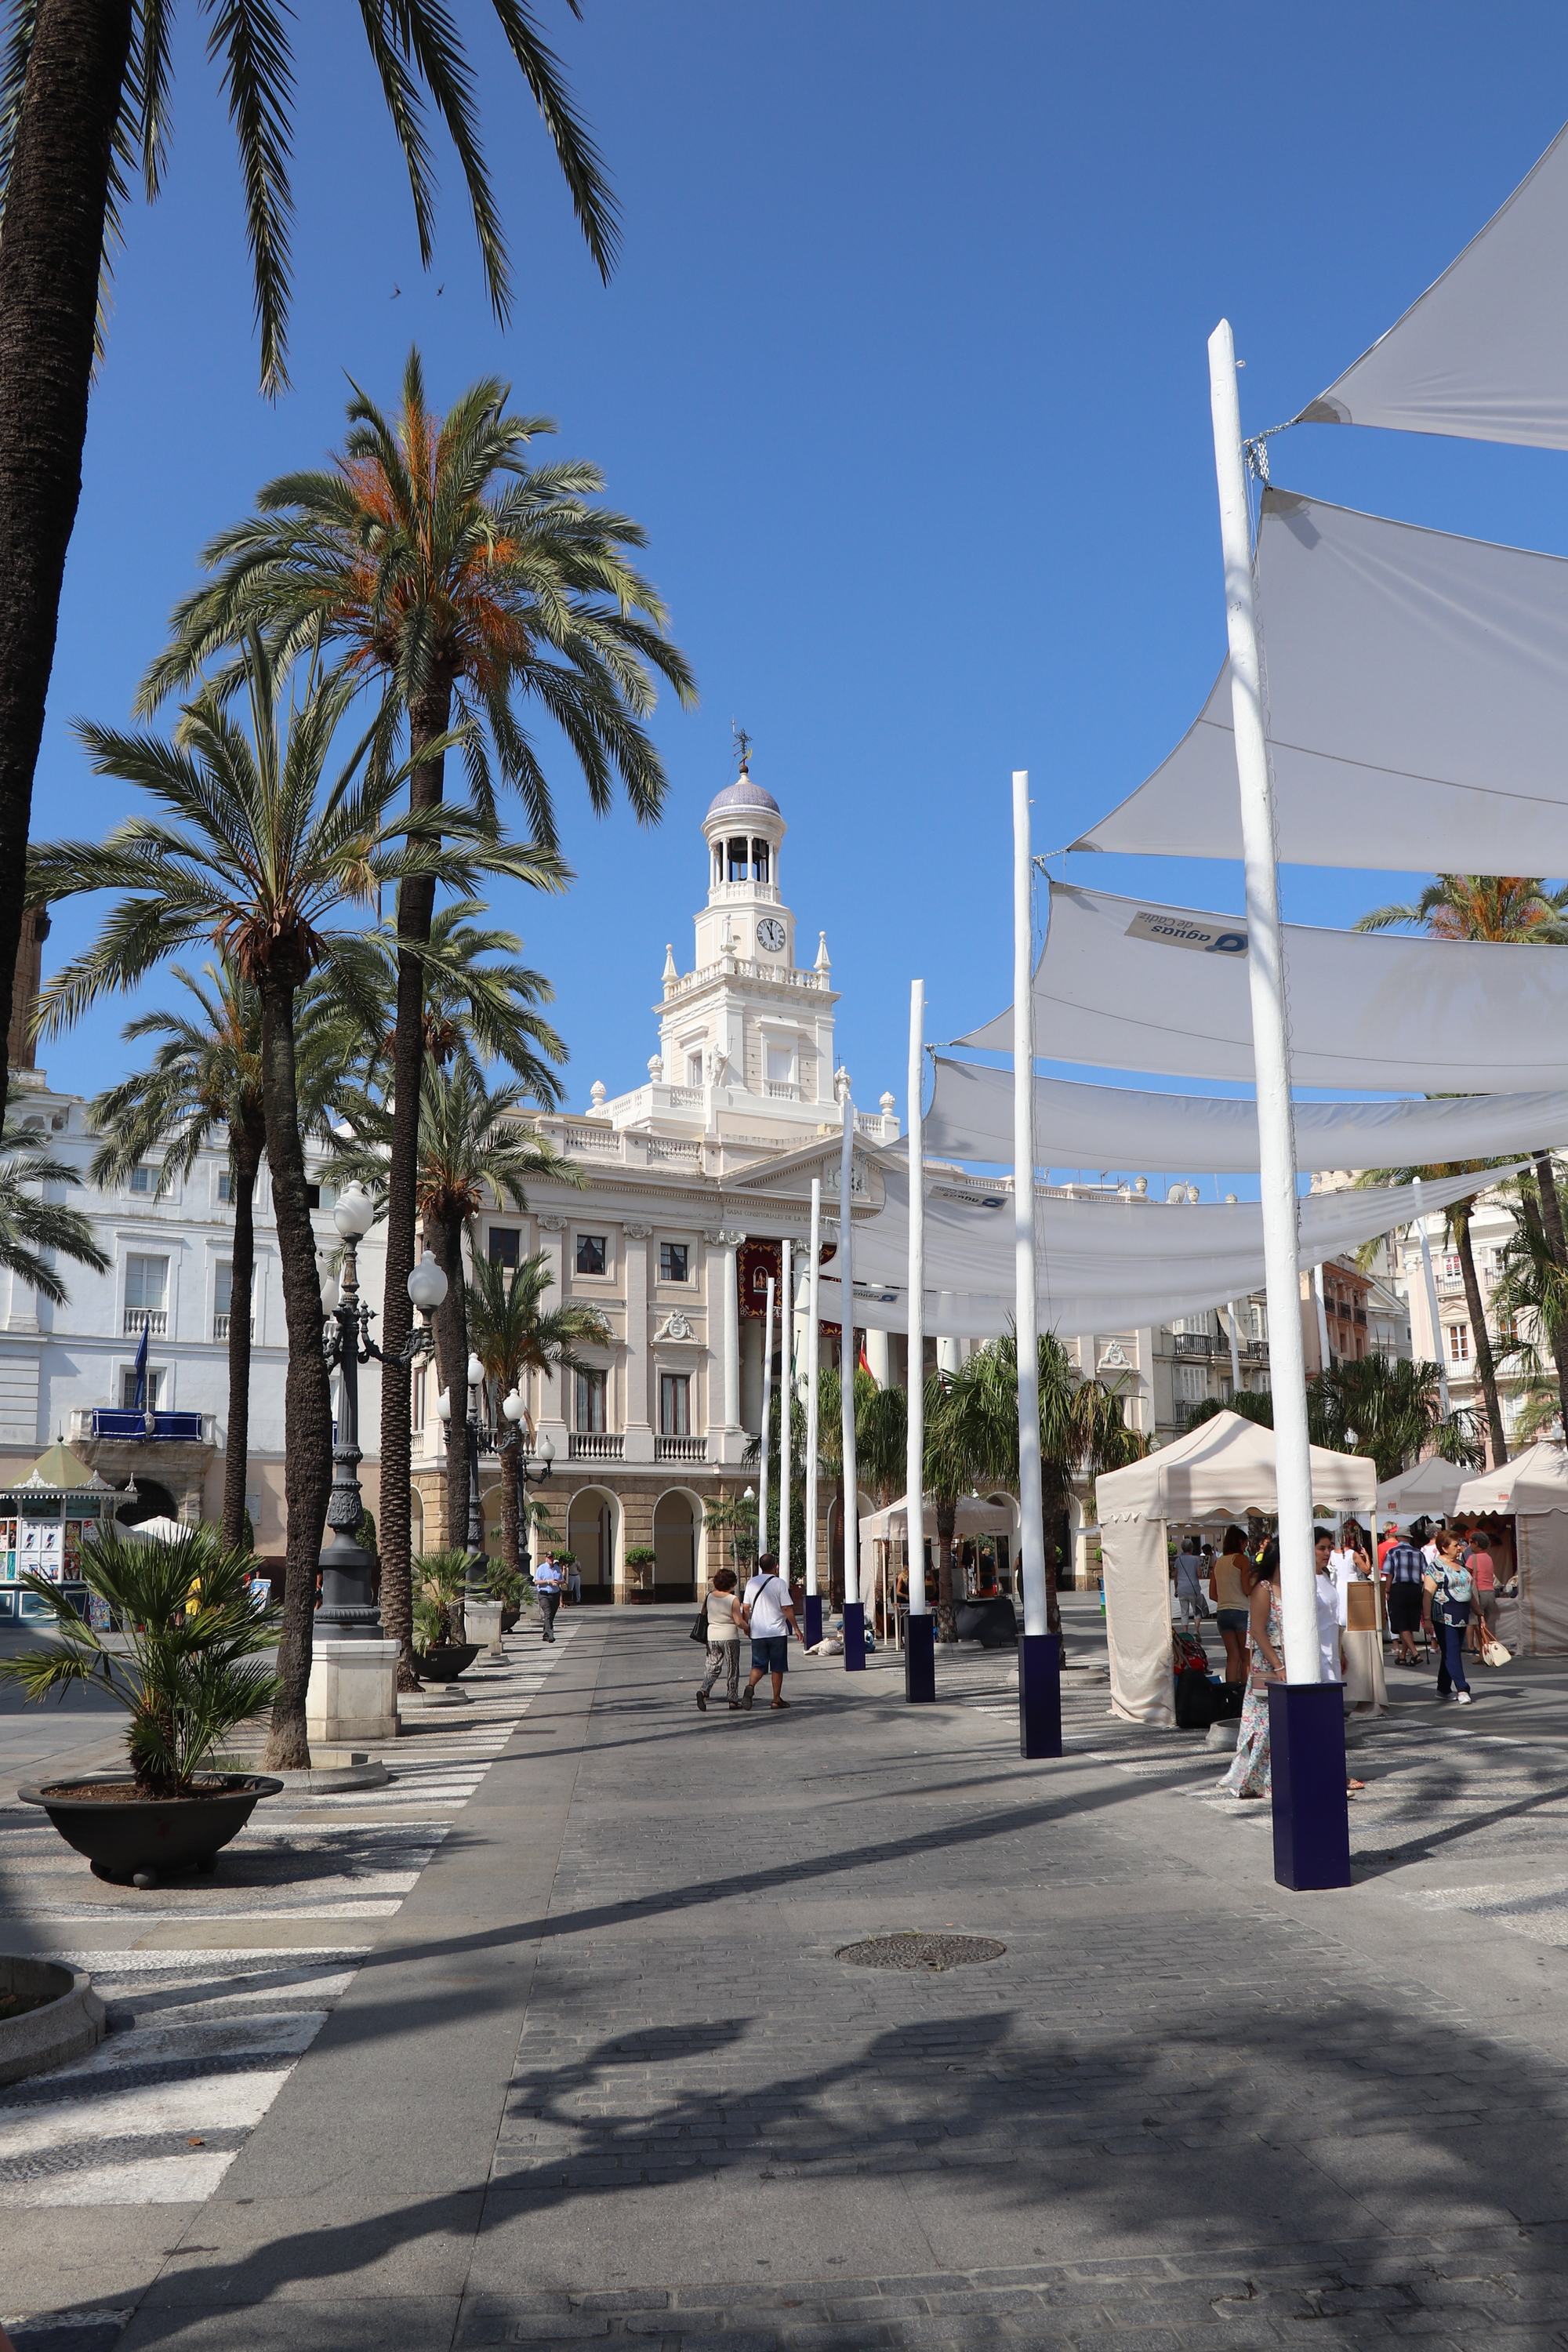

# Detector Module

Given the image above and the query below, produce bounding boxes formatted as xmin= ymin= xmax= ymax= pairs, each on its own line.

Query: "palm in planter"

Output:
xmin=412 ymin=1550 xmax=479 ymax=1679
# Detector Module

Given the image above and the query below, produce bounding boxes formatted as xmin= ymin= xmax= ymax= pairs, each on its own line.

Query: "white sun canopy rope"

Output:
xmin=925 ymin=1054 xmax=1568 ymax=1174
xmin=1071 ymin=488 xmax=1568 ymax=872
xmin=957 ymin=881 xmax=1568 ymax=1093
xmin=1296 ymin=121 xmax=1568 ymax=451
xmin=811 ymin=1160 xmax=1508 ymax=1345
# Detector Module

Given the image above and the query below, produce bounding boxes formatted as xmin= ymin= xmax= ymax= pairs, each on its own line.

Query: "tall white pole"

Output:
xmin=1227 ymin=1301 xmax=1243 ymax=1394
xmin=779 ymin=1240 xmax=792 ymax=1586
xmin=906 ymin=980 xmax=927 ymax=1620
xmin=805 ymin=1180 xmax=822 ymax=1623
xmin=1208 ymin=319 xmax=1317 ymax=1688
xmin=1412 ymin=1178 xmax=1451 ymax=1416
xmin=839 ymin=1093 xmax=864 ymax=1664
xmin=1313 ymin=1265 xmax=1332 ymax=1374
xmin=759 ymin=1274 xmax=775 ymax=1562
xmin=1013 ymin=771 xmax=1047 ymax=1643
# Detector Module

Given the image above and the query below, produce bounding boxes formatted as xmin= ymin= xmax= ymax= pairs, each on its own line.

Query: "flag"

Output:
xmin=132 ymin=1319 xmax=149 ymax=1413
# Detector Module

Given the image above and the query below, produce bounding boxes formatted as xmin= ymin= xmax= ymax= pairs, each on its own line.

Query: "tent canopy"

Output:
xmin=959 ymin=880 xmax=1568 ymax=1094
xmin=1070 ymin=490 xmax=1568 ymax=871
xmin=1455 ymin=1441 xmax=1568 ymax=1517
xmin=1377 ymin=1457 xmax=1472 ymax=1523
xmin=1298 ymin=122 xmax=1568 ymax=451
xmin=1096 ymin=1410 xmax=1377 ymax=1523
xmin=859 ymin=1493 xmax=1016 ymax=1544
xmin=119 ymin=1513 xmax=193 ymax=1544
xmin=925 ymin=1054 xmax=1568 ymax=1175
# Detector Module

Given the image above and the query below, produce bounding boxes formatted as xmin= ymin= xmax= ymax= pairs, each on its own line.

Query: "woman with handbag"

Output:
xmin=695 ymin=1567 xmax=744 ymax=1711
xmin=1424 ymin=1527 xmax=1475 ymax=1705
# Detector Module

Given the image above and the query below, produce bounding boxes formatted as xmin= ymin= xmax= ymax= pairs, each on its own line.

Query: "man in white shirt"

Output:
xmin=741 ymin=1552 xmax=801 ymax=1711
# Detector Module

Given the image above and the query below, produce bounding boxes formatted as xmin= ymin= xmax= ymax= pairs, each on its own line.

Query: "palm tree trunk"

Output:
xmin=1454 ymin=1203 xmax=1508 ymax=1468
xmin=935 ymin=1497 xmax=958 ymax=1642
xmin=220 ymin=1128 xmax=263 ymax=1552
xmin=499 ymin=1430 xmax=521 ymax=1576
xmin=1530 ymin=1152 xmax=1568 ymax=1432
xmin=0 ymin=0 xmax=134 ymax=1138
xmin=431 ymin=1206 xmax=471 ymax=1552
xmin=258 ymin=974 xmax=333 ymax=1772
xmin=378 ymin=685 xmax=453 ymax=1688
xmin=1040 ymin=1478 xmax=1068 ymax=1659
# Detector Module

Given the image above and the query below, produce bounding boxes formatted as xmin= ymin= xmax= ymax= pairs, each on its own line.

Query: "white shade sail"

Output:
xmin=814 ymin=1160 xmax=1508 ymax=1345
xmin=926 ymin=1054 xmax=1568 ymax=1175
xmin=1070 ymin=488 xmax=1568 ymax=872
xmin=958 ymin=882 xmax=1568 ymax=1093
xmin=1298 ymin=122 xmax=1568 ymax=451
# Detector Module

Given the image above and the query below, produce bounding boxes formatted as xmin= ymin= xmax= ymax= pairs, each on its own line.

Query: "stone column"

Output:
xmin=706 ymin=1229 xmax=745 ymax=1464
xmin=622 ymin=1223 xmax=654 ymax=1463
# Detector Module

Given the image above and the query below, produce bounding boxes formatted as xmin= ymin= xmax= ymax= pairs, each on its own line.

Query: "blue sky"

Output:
xmin=34 ymin=2 xmax=1568 ymax=1192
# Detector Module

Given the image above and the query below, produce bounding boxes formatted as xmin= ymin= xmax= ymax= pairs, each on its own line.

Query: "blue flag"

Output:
xmin=132 ymin=1319 xmax=149 ymax=1413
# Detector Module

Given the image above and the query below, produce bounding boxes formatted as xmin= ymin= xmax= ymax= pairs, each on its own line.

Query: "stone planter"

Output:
xmin=0 ymin=1955 xmax=106 ymax=2086
xmin=18 ymin=1770 xmax=282 ymax=1889
xmin=415 ymin=1642 xmax=479 ymax=1682
xmin=500 ymin=1607 xmax=521 ymax=1634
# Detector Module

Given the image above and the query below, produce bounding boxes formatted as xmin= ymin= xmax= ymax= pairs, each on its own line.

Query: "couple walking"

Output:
xmin=696 ymin=1552 xmax=802 ymax=1713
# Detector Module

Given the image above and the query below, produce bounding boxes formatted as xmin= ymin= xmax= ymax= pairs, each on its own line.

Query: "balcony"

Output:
xmin=1172 ymin=1332 xmax=1214 ymax=1358
xmin=212 ymin=1314 xmax=255 ymax=1342
xmin=568 ymin=1432 xmax=624 ymax=1461
xmin=764 ymin=1080 xmax=801 ymax=1102
xmin=655 ymin=1435 xmax=707 ymax=1464
xmin=124 ymin=1308 xmax=167 ymax=1338
xmin=88 ymin=1408 xmax=206 ymax=1443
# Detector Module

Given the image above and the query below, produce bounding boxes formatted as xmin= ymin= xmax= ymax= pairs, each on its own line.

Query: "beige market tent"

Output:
xmin=1094 ymin=1411 xmax=1377 ymax=1728
xmin=858 ymin=1494 xmax=1017 ymax=1544
xmin=1378 ymin=1456 xmax=1471 ymax=1525
xmin=1455 ymin=1442 xmax=1568 ymax=1654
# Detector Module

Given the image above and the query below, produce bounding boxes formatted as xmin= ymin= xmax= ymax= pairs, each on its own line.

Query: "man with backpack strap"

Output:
xmin=740 ymin=1552 xmax=801 ymax=1711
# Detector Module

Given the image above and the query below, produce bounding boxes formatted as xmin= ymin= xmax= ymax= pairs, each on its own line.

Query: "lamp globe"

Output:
xmin=407 ymin=1253 xmax=448 ymax=1312
xmin=333 ymin=1181 xmax=376 ymax=1240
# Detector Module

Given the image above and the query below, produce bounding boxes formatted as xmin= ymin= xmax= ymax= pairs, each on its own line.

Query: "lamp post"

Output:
xmin=500 ymin=1390 xmax=555 ymax=1577
xmin=318 ymin=1189 xmax=445 ymax=1637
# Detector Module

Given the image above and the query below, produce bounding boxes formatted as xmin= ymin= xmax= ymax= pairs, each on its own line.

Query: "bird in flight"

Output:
xmin=390 ymin=285 xmax=401 ymax=299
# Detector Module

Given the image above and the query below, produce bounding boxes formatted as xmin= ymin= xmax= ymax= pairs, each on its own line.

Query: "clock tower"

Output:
xmin=647 ymin=757 xmax=841 ymax=1136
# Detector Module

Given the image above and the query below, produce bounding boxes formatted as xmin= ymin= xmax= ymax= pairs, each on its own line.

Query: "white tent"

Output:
xmin=1455 ymin=1442 xmax=1568 ymax=1653
xmin=1377 ymin=1457 xmax=1472 ymax=1525
xmin=960 ymin=880 xmax=1568 ymax=1094
xmin=858 ymin=1493 xmax=1016 ymax=1544
xmin=1094 ymin=1411 xmax=1377 ymax=1728
xmin=118 ymin=1514 xmax=191 ymax=1544
xmin=1070 ymin=490 xmax=1568 ymax=872
xmin=1298 ymin=122 xmax=1568 ymax=451
xmin=925 ymin=1054 xmax=1568 ymax=1175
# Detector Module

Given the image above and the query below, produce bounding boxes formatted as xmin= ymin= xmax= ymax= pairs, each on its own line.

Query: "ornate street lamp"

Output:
xmin=500 ymin=1388 xmax=555 ymax=1573
xmin=317 ymin=1185 xmax=445 ymax=1637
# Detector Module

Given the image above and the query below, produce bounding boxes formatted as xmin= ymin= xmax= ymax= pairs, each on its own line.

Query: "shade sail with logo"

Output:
xmin=924 ymin=1054 xmax=1568 ymax=1175
xmin=1069 ymin=489 xmax=1568 ymax=872
xmin=958 ymin=882 xmax=1568 ymax=1093
xmin=1094 ymin=1411 xmax=1377 ymax=1726
xmin=1297 ymin=122 xmax=1568 ymax=451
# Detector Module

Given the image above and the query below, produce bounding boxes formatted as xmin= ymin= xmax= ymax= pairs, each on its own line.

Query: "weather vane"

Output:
xmin=731 ymin=721 xmax=753 ymax=775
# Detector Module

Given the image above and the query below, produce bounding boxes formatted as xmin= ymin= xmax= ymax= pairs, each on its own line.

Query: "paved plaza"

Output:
xmin=7 ymin=1602 xmax=1568 ymax=2347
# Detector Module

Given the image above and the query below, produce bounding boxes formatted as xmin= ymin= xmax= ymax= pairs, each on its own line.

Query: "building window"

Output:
xmin=1248 ymin=1303 xmax=1266 ymax=1342
xmin=1443 ymin=1253 xmax=1462 ymax=1280
xmin=765 ymin=1044 xmax=793 ymax=1083
xmin=411 ymin=1362 xmax=426 ymax=1433
xmin=217 ymin=1167 xmax=234 ymax=1204
xmin=1448 ymin=1323 xmax=1471 ymax=1363
xmin=575 ymin=1234 xmax=607 ymax=1276
xmin=660 ymin=1374 xmax=691 ymax=1436
xmin=216 ymin=1263 xmax=233 ymax=1317
xmin=488 ymin=1228 xmax=520 ymax=1270
xmin=303 ymin=1182 xmax=321 ymax=1210
xmin=121 ymin=1367 xmax=163 ymax=1410
xmin=660 ymin=1242 xmax=689 ymax=1283
xmin=575 ymin=1368 xmax=607 ymax=1432
xmin=129 ymin=1165 xmax=153 ymax=1195
xmin=1176 ymin=1363 xmax=1207 ymax=1402
xmin=125 ymin=1254 xmax=169 ymax=1313
xmin=686 ymin=1052 xmax=704 ymax=1088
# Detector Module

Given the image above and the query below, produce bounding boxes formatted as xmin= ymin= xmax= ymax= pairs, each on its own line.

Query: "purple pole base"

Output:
xmin=1019 ymin=1630 xmax=1062 ymax=1758
xmin=905 ymin=1610 xmax=935 ymax=1703
xmin=842 ymin=1600 xmax=866 ymax=1671
xmin=804 ymin=1593 xmax=823 ymax=1647
xmin=1267 ymin=1681 xmax=1352 ymax=1891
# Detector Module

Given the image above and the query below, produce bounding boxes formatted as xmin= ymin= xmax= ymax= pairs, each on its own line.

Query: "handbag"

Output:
xmin=688 ymin=1599 xmax=710 ymax=1644
xmin=1482 ymin=1635 xmax=1512 ymax=1667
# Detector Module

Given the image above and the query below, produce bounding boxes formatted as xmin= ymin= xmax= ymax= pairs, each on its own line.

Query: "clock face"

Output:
xmin=756 ymin=917 xmax=786 ymax=954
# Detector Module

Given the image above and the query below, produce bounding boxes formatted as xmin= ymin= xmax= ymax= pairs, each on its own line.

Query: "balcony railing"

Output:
xmin=568 ymin=1432 xmax=624 ymax=1461
xmin=89 ymin=1407 xmax=205 ymax=1442
xmin=655 ymin=1435 xmax=707 ymax=1464
xmin=124 ymin=1308 xmax=166 ymax=1338
xmin=212 ymin=1314 xmax=256 ymax=1342
xmin=1172 ymin=1332 xmax=1214 ymax=1358
xmin=764 ymin=1080 xmax=801 ymax=1101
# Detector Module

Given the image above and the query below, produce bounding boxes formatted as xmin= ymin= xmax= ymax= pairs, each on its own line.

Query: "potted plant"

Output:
xmin=2 ymin=1525 xmax=283 ymax=1889
xmin=625 ymin=1544 xmax=657 ymax=1605
xmin=413 ymin=1550 xmax=480 ymax=1680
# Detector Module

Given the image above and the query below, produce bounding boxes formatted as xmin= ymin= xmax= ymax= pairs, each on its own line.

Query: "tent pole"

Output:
xmin=779 ymin=1240 xmax=792 ymax=1600
xmin=804 ymin=1179 xmax=823 ymax=1645
xmin=1014 ymin=768 xmax=1062 ymax=1759
xmin=1227 ymin=1300 xmax=1243 ymax=1395
xmin=1313 ymin=1265 xmax=1332 ymax=1374
xmin=1412 ymin=1178 xmax=1452 ymax=1417
xmin=1209 ymin=318 xmax=1347 ymax=1891
xmin=840 ymin=1095 xmax=866 ymax=1668
xmin=906 ymin=977 xmax=935 ymax=1700
xmin=759 ymin=1275 xmax=774 ymax=1570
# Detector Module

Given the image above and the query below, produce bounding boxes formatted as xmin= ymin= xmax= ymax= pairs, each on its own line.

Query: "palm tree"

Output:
xmin=0 ymin=4 xmax=618 ymax=1141
xmin=1189 ymin=1370 xmax=1483 ymax=1472
xmin=0 ymin=1121 xmax=108 ymax=1302
xmin=28 ymin=637 xmax=559 ymax=1767
xmin=145 ymin=352 xmax=697 ymax=1669
xmin=466 ymin=1250 xmax=609 ymax=1577
xmin=1490 ymin=1178 xmax=1568 ymax=1438
xmin=86 ymin=956 xmax=350 ymax=1549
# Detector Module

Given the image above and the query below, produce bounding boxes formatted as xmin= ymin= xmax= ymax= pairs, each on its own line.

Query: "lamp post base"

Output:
xmin=307 ymin=1639 xmax=400 ymax=1748
xmin=1019 ymin=1632 xmax=1062 ymax=1758
xmin=804 ymin=1593 xmax=823 ymax=1646
xmin=463 ymin=1598 xmax=507 ymax=1660
xmin=1267 ymin=1682 xmax=1352 ymax=1890
xmin=905 ymin=1611 xmax=935 ymax=1703
xmin=841 ymin=1600 xmax=866 ymax=1671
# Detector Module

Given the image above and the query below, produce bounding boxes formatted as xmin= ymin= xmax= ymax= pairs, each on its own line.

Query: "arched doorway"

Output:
xmin=114 ymin=1477 xmax=179 ymax=1529
xmin=652 ymin=1490 xmax=699 ymax=1602
xmin=566 ymin=1487 xmax=618 ymax=1604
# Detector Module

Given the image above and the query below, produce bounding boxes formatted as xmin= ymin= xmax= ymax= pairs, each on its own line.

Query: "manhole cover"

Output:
xmin=835 ymin=1932 xmax=1005 ymax=1973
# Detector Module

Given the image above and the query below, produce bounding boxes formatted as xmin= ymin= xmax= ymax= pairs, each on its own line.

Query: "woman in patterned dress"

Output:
xmin=1223 ymin=1542 xmax=1285 ymax=1798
